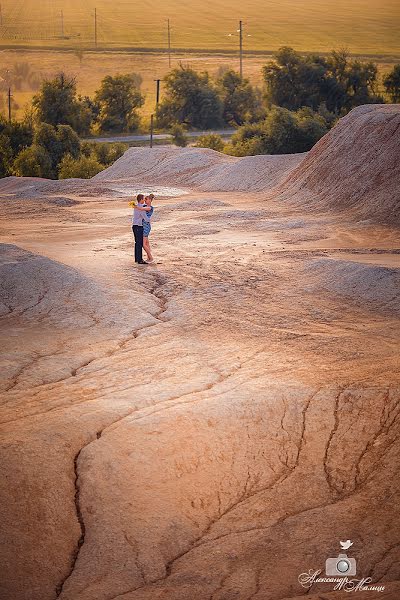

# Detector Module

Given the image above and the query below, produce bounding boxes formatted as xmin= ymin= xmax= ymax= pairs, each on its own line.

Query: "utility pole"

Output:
xmin=8 ymin=87 xmax=12 ymax=122
xmin=0 ymin=4 xmax=3 ymax=27
xmin=94 ymin=8 xmax=97 ymax=48
xmin=150 ymin=114 xmax=154 ymax=148
xmin=154 ymin=79 xmax=161 ymax=107
xmin=60 ymin=10 xmax=64 ymax=37
xmin=239 ymin=20 xmax=243 ymax=78
xmin=167 ymin=19 xmax=171 ymax=68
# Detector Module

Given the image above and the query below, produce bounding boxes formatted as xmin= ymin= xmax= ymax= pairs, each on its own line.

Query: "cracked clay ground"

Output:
xmin=1 ymin=150 xmax=400 ymax=597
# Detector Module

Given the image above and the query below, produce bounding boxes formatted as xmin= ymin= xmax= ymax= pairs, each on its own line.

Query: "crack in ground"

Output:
xmin=4 ymin=347 xmax=65 ymax=393
xmin=104 ymin=389 xmax=320 ymax=600
xmin=53 ymin=270 xmax=171 ymax=598
xmin=322 ymin=387 xmax=344 ymax=495
xmin=55 ymin=447 xmax=86 ymax=597
xmin=52 ymin=346 xmax=271 ymax=598
xmin=1 ymin=271 xmax=171 ymax=417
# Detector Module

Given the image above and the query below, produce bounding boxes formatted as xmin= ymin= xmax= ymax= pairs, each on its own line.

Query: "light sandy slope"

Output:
xmin=0 ymin=104 xmax=399 ymax=600
xmin=91 ymin=104 xmax=400 ymax=224
xmin=271 ymin=104 xmax=400 ymax=225
xmin=92 ymin=146 xmax=305 ymax=193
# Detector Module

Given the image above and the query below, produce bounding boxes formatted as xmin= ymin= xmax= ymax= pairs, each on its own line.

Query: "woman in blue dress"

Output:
xmin=143 ymin=194 xmax=155 ymax=263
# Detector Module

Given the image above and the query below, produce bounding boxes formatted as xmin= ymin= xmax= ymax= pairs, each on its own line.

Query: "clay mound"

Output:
xmin=93 ymin=146 xmax=233 ymax=186
xmin=92 ymin=146 xmax=305 ymax=191
xmin=0 ymin=244 xmax=141 ymax=329
xmin=305 ymin=258 xmax=400 ymax=316
xmin=0 ymin=176 xmax=124 ymax=199
xmin=92 ymin=104 xmax=399 ymax=225
xmin=273 ymin=104 xmax=400 ymax=225
xmin=199 ymin=152 xmax=305 ymax=191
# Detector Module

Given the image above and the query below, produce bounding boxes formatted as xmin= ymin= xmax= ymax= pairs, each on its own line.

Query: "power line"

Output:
xmin=8 ymin=86 xmax=12 ymax=122
xmin=154 ymin=78 xmax=161 ymax=107
xmin=239 ymin=20 xmax=243 ymax=78
xmin=150 ymin=114 xmax=154 ymax=148
xmin=167 ymin=18 xmax=171 ymax=68
xmin=94 ymin=7 xmax=97 ymax=47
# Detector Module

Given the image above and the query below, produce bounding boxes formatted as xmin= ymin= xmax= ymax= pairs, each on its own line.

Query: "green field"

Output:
xmin=0 ymin=0 xmax=399 ymax=55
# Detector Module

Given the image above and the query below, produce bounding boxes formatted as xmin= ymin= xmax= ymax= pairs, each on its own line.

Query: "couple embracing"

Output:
xmin=130 ymin=193 xmax=155 ymax=265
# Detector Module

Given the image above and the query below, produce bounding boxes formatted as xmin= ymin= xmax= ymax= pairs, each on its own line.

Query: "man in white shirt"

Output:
xmin=132 ymin=194 xmax=151 ymax=264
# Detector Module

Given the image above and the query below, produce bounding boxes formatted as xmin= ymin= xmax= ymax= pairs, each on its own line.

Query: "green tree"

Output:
xmin=0 ymin=134 xmax=13 ymax=177
xmin=94 ymin=74 xmax=144 ymax=133
xmin=33 ymin=73 xmax=84 ymax=131
xmin=56 ymin=124 xmax=81 ymax=160
xmin=263 ymin=47 xmax=325 ymax=111
xmin=218 ymin=70 xmax=263 ymax=125
xmin=33 ymin=122 xmax=60 ymax=172
xmin=156 ymin=65 xmax=223 ymax=129
xmin=80 ymin=141 xmax=128 ymax=165
xmin=0 ymin=117 xmax=33 ymax=161
xmin=58 ymin=154 xmax=103 ymax=179
xmin=12 ymin=144 xmax=52 ymax=178
xmin=383 ymin=65 xmax=400 ymax=103
xmin=105 ymin=142 xmax=128 ymax=164
xmin=170 ymin=123 xmax=188 ymax=147
xmin=263 ymin=47 xmax=383 ymax=114
xmin=227 ymin=106 xmax=328 ymax=156
xmin=344 ymin=60 xmax=381 ymax=108
xmin=194 ymin=133 xmax=224 ymax=151
xmin=76 ymin=95 xmax=99 ymax=136
xmin=93 ymin=142 xmax=128 ymax=165
xmin=32 ymin=122 xmax=81 ymax=176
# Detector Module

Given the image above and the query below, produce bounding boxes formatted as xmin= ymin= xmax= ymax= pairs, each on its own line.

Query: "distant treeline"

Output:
xmin=1 ymin=47 xmax=399 ymax=179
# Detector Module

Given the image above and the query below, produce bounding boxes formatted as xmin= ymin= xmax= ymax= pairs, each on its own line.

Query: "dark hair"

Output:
xmin=137 ymin=194 xmax=144 ymax=202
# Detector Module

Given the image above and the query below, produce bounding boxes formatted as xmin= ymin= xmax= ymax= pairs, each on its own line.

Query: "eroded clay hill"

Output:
xmin=93 ymin=104 xmax=400 ymax=224
xmin=0 ymin=104 xmax=399 ymax=600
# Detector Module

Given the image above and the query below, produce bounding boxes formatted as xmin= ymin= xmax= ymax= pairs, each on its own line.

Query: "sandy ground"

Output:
xmin=0 ymin=105 xmax=399 ymax=600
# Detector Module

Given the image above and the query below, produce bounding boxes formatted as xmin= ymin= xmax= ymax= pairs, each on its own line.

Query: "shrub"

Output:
xmin=0 ymin=118 xmax=34 ymax=158
xmin=0 ymin=134 xmax=13 ymax=177
xmin=58 ymin=154 xmax=103 ymax=179
xmin=90 ymin=141 xmax=128 ymax=166
xmin=13 ymin=144 xmax=53 ymax=178
xmin=170 ymin=123 xmax=188 ymax=147
xmin=32 ymin=122 xmax=81 ymax=175
xmin=194 ymin=133 xmax=224 ymax=152
xmin=383 ymin=65 xmax=400 ymax=103
xmin=228 ymin=106 xmax=328 ymax=156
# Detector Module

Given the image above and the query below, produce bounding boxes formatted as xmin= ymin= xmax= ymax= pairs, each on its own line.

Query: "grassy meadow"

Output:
xmin=0 ymin=0 xmax=399 ymax=55
xmin=0 ymin=0 xmax=398 ymax=124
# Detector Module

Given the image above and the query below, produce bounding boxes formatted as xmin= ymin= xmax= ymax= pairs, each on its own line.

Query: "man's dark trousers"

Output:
xmin=132 ymin=225 xmax=144 ymax=262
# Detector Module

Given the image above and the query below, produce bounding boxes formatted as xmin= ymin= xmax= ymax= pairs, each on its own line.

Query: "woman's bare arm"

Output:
xmin=133 ymin=205 xmax=151 ymax=211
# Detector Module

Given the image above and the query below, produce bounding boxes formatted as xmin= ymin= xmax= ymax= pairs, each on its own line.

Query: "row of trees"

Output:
xmin=1 ymin=48 xmax=399 ymax=178
xmin=170 ymin=105 xmax=330 ymax=156
xmin=14 ymin=48 xmax=400 ymax=137
xmin=157 ymin=49 xmax=400 ymax=130
xmin=32 ymin=72 xmax=144 ymax=136
xmin=0 ymin=117 xmax=127 ymax=178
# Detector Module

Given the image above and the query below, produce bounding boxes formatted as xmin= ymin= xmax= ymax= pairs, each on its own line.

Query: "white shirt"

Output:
xmin=132 ymin=202 xmax=151 ymax=226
